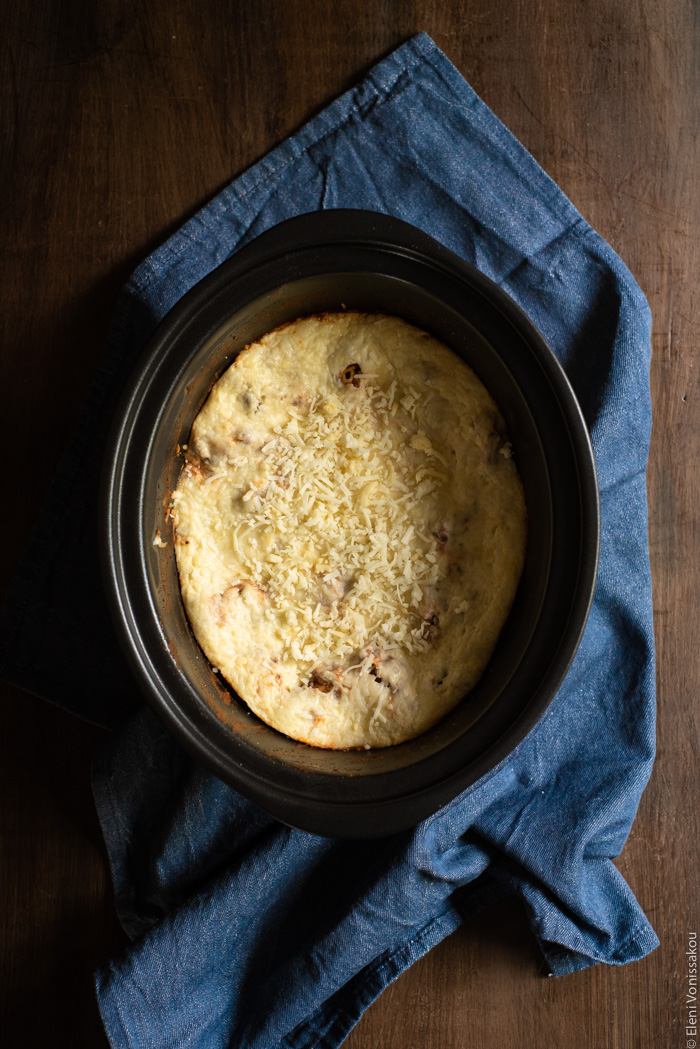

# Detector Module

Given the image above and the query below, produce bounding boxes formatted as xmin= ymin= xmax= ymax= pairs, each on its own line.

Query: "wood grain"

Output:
xmin=1 ymin=1 xmax=698 ymax=1045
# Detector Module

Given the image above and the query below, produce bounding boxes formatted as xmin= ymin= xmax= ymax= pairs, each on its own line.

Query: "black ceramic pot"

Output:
xmin=100 ymin=209 xmax=599 ymax=838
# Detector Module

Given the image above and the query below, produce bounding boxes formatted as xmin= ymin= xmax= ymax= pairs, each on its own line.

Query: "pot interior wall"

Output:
xmin=143 ymin=271 xmax=552 ymax=782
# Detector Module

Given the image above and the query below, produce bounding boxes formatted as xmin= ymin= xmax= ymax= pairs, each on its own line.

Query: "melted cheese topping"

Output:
xmin=172 ymin=313 xmax=527 ymax=749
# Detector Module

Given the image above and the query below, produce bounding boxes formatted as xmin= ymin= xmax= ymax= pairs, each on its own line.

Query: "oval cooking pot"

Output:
xmin=100 ymin=209 xmax=600 ymax=838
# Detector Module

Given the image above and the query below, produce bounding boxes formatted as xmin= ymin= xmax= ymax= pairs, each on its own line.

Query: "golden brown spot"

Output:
xmin=184 ymin=453 xmax=213 ymax=481
xmin=340 ymin=363 xmax=362 ymax=387
xmin=433 ymin=523 xmax=450 ymax=550
xmin=369 ymin=661 xmax=384 ymax=685
xmin=309 ymin=669 xmax=334 ymax=693
xmin=421 ymin=609 xmax=440 ymax=641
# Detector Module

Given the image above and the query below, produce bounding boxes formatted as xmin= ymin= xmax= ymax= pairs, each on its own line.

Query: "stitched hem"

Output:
xmin=279 ymin=908 xmax=462 ymax=1049
xmin=537 ymin=920 xmax=660 ymax=977
xmin=91 ymin=744 xmax=137 ymax=939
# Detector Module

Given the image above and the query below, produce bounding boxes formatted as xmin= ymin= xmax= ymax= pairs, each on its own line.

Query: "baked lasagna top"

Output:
xmin=171 ymin=312 xmax=527 ymax=749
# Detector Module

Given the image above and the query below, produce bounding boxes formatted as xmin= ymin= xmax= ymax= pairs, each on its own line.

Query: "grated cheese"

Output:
xmin=195 ymin=375 xmax=448 ymax=674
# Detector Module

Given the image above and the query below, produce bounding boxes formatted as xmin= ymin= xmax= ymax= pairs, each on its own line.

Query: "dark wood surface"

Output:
xmin=1 ymin=2 xmax=697 ymax=1046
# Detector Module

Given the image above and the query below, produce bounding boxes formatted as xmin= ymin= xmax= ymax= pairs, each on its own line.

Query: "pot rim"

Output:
xmin=100 ymin=209 xmax=600 ymax=837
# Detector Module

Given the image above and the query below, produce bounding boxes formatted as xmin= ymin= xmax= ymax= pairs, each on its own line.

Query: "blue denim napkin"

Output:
xmin=0 ymin=32 xmax=658 ymax=1049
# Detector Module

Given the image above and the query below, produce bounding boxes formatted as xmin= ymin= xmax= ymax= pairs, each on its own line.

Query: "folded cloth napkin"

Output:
xmin=0 ymin=32 xmax=658 ymax=1049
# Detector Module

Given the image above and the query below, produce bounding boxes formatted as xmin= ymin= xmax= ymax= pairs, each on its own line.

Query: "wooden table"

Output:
xmin=1 ymin=2 xmax=697 ymax=1045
